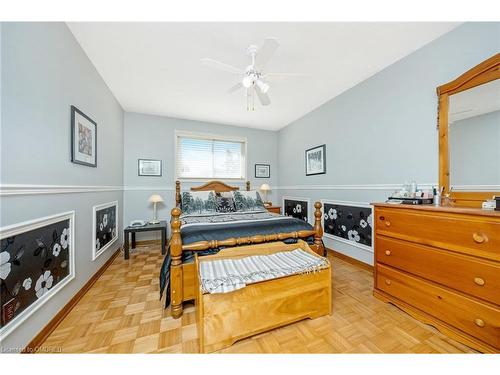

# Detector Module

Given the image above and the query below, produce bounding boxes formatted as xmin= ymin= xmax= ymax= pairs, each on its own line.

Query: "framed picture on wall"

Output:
xmin=0 ymin=211 xmax=75 ymax=340
xmin=138 ymin=159 xmax=162 ymax=177
xmin=282 ymin=196 xmax=310 ymax=223
xmin=92 ymin=201 xmax=118 ymax=261
xmin=255 ymin=164 xmax=270 ymax=178
xmin=305 ymin=144 xmax=326 ymax=176
xmin=321 ymin=200 xmax=373 ymax=252
xmin=71 ymin=105 xmax=97 ymax=167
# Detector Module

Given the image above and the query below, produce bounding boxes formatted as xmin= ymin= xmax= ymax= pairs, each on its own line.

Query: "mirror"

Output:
xmin=437 ymin=53 xmax=500 ymax=207
xmin=448 ymin=79 xmax=500 ymax=190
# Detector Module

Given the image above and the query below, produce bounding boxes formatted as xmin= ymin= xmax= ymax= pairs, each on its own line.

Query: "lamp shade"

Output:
xmin=148 ymin=194 xmax=164 ymax=203
xmin=259 ymin=183 xmax=271 ymax=192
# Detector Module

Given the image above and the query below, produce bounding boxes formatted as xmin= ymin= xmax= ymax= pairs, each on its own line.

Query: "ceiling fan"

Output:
xmin=201 ymin=38 xmax=302 ymax=110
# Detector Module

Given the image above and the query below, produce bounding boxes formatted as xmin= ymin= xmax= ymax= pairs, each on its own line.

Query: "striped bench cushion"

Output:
xmin=199 ymin=249 xmax=329 ymax=294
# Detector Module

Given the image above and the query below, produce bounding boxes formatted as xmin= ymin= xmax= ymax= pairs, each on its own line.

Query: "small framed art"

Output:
xmin=138 ymin=159 xmax=162 ymax=177
xmin=0 ymin=211 xmax=75 ymax=340
xmin=321 ymin=200 xmax=373 ymax=252
xmin=92 ymin=201 xmax=118 ymax=261
xmin=305 ymin=144 xmax=326 ymax=176
xmin=283 ymin=196 xmax=310 ymax=223
xmin=71 ymin=105 xmax=97 ymax=167
xmin=255 ymin=164 xmax=270 ymax=178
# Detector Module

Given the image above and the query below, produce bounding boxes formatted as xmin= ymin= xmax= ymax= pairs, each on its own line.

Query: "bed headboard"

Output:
xmin=175 ymin=180 xmax=250 ymax=206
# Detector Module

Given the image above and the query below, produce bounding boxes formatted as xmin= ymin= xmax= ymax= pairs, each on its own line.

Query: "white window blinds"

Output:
xmin=176 ymin=133 xmax=246 ymax=179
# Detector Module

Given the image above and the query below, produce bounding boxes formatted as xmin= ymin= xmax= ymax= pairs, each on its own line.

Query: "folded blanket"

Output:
xmin=199 ymin=249 xmax=329 ymax=294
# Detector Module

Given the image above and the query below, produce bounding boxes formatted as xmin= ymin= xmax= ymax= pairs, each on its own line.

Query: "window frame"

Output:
xmin=174 ymin=130 xmax=247 ymax=181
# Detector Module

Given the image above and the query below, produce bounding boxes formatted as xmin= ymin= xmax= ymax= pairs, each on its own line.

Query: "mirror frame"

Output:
xmin=437 ymin=53 xmax=500 ymax=207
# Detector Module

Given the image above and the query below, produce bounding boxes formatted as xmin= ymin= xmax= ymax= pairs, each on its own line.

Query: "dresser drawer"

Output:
xmin=376 ymin=236 xmax=500 ymax=305
xmin=375 ymin=207 xmax=500 ymax=261
xmin=376 ymin=264 xmax=500 ymax=349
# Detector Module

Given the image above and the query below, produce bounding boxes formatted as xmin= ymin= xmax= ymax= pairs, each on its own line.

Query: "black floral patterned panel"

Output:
xmin=95 ymin=205 xmax=117 ymax=254
xmin=1 ymin=218 xmax=71 ymax=328
xmin=283 ymin=199 xmax=309 ymax=222
xmin=323 ymin=203 xmax=372 ymax=247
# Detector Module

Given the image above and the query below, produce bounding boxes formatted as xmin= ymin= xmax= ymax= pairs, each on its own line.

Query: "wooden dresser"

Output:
xmin=372 ymin=203 xmax=500 ymax=353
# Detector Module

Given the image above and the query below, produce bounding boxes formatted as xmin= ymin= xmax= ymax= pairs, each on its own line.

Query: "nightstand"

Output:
xmin=265 ymin=206 xmax=281 ymax=214
xmin=124 ymin=221 xmax=167 ymax=259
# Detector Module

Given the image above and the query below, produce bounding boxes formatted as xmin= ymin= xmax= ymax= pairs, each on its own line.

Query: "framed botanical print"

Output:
xmin=0 ymin=211 xmax=75 ymax=340
xmin=138 ymin=159 xmax=162 ymax=177
xmin=321 ymin=200 xmax=373 ymax=252
xmin=71 ymin=105 xmax=97 ymax=167
xmin=305 ymin=144 xmax=326 ymax=176
xmin=92 ymin=201 xmax=118 ymax=261
xmin=283 ymin=196 xmax=310 ymax=223
xmin=255 ymin=164 xmax=270 ymax=178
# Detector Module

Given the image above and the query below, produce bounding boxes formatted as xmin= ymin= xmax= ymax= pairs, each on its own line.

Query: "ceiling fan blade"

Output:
xmin=255 ymin=38 xmax=279 ymax=70
xmin=264 ymin=72 xmax=305 ymax=78
xmin=201 ymin=58 xmax=242 ymax=74
xmin=255 ymin=86 xmax=271 ymax=106
xmin=227 ymin=82 xmax=243 ymax=93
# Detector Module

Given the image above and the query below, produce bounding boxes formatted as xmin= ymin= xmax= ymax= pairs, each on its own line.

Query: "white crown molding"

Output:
xmin=0 ymin=184 xmax=123 ymax=196
xmin=450 ymin=185 xmax=500 ymax=192
xmin=277 ymin=183 xmax=437 ymax=191
xmin=124 ymin=186 xmax=175 ymax=191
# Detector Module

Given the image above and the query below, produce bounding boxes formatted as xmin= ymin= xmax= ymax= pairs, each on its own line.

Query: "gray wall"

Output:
xmin=450 ymin=110 xmax=500 ymax=187
xmin=1 ymin=22 xmax=124 ymax=350
xmin=277 ymin=22 xmax=500 ymax=264
xmin=123 ymin=112 xmax=278 ymax=240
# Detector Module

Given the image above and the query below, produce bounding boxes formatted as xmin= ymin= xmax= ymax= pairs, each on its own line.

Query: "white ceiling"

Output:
xmin=68 ymin=22 xmax=460 ymax=131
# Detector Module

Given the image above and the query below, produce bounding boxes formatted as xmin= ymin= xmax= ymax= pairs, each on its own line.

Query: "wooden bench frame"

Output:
xmin=195 ymin=240 xmax=332 ymax=353
xmin=169 ymin=180 xmax=325 ymax=319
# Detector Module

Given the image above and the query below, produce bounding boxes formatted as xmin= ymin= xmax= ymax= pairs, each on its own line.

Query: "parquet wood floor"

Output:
xmin=40 ymin=244 xmax=476 ymax=353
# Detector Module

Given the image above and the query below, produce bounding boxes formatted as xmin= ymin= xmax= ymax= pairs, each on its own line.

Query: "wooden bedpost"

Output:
xmin=175 ymin=180 xmax=181 ymax=207
xmin=246 ymin=181 xmax=250 ymax=191
xmin=313 ymin=201 xmax=325 ymax=256
xmin=170 ymin=207 xmax=183 ymax=319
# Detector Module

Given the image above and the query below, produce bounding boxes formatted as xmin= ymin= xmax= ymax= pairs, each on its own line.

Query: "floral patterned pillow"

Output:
xmin=231 ymin=190 xmax=266 ymax=211
xmin=181 ymin=190 xmax=217 ymax=215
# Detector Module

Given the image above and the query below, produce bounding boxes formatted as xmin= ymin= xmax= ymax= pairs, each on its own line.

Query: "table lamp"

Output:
xmin=148 ymin=194 xmax=164 ymax=224
xmin=259 ymin=183 xmax=271 ymax=206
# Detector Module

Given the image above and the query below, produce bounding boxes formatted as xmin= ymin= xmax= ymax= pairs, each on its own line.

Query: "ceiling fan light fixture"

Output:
xmin=256 ymin=79 xmax=270 ymax=94
xmin=242 ymin=76 xmax=253 ymax=88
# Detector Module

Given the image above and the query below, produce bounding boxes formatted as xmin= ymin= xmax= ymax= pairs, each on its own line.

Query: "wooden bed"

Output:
xmin=169 ymin=180 xmax=325 ymax=319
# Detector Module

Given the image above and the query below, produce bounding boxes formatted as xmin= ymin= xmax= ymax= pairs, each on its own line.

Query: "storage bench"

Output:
xmin=195 ymin=240 xmax=332 ymax=353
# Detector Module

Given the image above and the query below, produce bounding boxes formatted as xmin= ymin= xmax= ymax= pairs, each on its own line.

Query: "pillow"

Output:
xmin=215 ymin=196 xmax=237 ymax=213
xmin=232 ymin=190 xmax=266 ymax=211
xmin=181 ymin=190 xmax=217 ymax=215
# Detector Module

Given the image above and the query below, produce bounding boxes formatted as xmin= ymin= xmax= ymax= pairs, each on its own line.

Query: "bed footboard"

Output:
xmin=169 ymin=202 xmax=325 ymax=319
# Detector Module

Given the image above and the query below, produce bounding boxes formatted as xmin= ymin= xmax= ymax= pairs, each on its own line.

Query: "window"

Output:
xmin=175 ymin=132 xmax=246 ymax=179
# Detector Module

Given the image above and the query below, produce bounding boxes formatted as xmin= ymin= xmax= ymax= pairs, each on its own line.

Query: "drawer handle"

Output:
xmin=385 ymin=221 xmax=391 ymax=227
xmin=472 ymin=232 xmax=486 ymax=244
xmin=474 ymin=277 xmax=485 ymax=286
xmin=379 ymin=216 xmax=385 ymax=221
xmin=385 ymin=279 xmax=391 ymax=285
xmin=385 ymin=250 xmax=391 ymax=256
xmin=474 ymin=318 xmax=485 ymax=328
